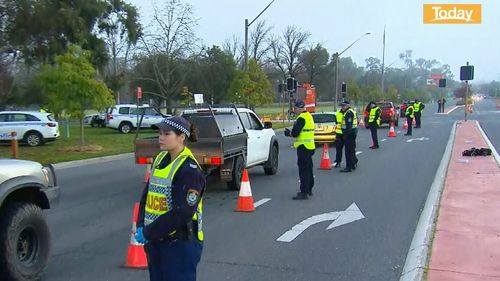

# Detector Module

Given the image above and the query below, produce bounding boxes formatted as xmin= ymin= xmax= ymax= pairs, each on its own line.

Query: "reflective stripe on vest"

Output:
xmin=406 ymin=106 xmax=414 ymax=119
xmin=293 ymin=111 xmax=315 ymax=150
xmin=145 ymin=147 xmax=204 ymax=241
xmin=341 ymin=108 xmax=358 ymax=129
xmin=369 ymin=106 xmax=381 ymax=126
xmin=335 ymin=111 xmax=344 ymax=134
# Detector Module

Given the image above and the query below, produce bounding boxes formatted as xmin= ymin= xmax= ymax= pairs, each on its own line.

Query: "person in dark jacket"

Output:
xmin=136 ymin=116 xmax=206 ymax=281
xmin=340 ymin=101 xmax=358 ymax=172
xmin=285 ymin=100 xmax=315 ymax=200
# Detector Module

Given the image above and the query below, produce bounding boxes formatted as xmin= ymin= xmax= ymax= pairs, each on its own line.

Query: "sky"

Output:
xmin=128 ymin=0 xmax=499 ymax=84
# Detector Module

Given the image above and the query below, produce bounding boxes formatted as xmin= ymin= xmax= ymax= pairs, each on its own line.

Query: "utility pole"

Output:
xmin=381 ymin=25 xmax=386 ymax=95
xmin=244 ymin=0 xmax=275 ymax=70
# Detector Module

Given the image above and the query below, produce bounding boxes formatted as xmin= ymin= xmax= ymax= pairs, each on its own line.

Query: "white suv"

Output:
xmin=0 ymin=111 xmax=60 ymax=146
xmin=106 ymin=104 xmax=167 ymax=134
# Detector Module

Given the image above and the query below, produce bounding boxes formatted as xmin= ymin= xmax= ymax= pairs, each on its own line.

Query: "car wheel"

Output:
xmin=119 ymin=122 xmax=132 ymax=134
xmin=90 ymin=122 xmax=96 ymax=128
xmin=0 ymin=202 xmax=50 ymax=281
xmin=23 ymin=132 xmax=43 ymax=147
xmin=263 ymin=144 xmax=279 ymax=175
xmin=227 ymin=155 xmax=245 ymax=190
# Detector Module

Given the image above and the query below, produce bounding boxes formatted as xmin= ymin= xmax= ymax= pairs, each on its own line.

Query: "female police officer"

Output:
xmin=135 ymin=116 xmax=206 ymax=281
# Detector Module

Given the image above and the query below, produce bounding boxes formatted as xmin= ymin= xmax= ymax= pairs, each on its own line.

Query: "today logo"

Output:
xmin=423 ymin=4 xmax=482 ymax=24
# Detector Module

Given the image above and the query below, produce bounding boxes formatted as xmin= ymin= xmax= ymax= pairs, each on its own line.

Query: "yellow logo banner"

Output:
xmin=423 ymin=4 xmax=481 ymax=24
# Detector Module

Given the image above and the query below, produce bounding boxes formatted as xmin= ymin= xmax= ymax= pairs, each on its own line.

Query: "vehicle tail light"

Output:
xmin=207 ymin=157 xmax=222 ymax=165
xmin=364 ymin=111 xmax=369 ymax=116
xmin=47 ymin=123 xmax=57 ymax=127
xmin=136 ymin=157 xmax=153 ymax=164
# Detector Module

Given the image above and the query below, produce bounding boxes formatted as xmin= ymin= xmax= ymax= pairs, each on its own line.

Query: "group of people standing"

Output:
xmin=437 ymin=98 xmax=447 ymax=113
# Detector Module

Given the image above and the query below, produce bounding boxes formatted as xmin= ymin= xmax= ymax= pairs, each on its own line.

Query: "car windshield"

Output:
xmin=312 ymin=114 xmax=336 ymax=123
xmin=376 ymin=103 xmax=394 ymax=109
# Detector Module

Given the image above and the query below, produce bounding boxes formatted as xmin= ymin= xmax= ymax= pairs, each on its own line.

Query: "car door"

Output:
xmin=239 ymin=112 xmax=258 ymax=166
xmin=11 ymin=113 xmax=30 ymax=140
xmin=246 ymin=112 xmax=269 ymax=163
xmin=143 ymin=107 xmax=163 ymax=127
xmin=0 ymin=113 xmax=12 ymax=140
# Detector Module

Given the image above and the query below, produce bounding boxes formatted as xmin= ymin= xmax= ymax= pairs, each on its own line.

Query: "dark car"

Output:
xmin=364 ymin=101 xmax=399 ymax=127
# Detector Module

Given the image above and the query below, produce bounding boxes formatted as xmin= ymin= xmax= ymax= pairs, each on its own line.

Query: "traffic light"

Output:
xmin=460 ymin=65 xmax=474 ymax=81
xmin=341 ymin=82 xmax=347 ymax=93
xmin=286 ymin=77 xmax=295 ymax=91
xmin=278 ymin=84 xmax=284 ymax=93
xmin=438 ymin=78 xmax=447 ymax=88
xmin=293 ymin=79 xmax=298 ymax=91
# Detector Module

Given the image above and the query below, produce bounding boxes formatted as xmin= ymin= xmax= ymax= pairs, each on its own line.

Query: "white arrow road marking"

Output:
xmin=277 ymin=203 xmax=365 ymax=243
xmin=254 ymin=198 xmax=271 ymax=208
xmin=406 ymin=137 xmax=430 ymax=143
xmin=381 ymin=139 xmax=387 ymax=142
xmin=356 ymin=151 xmax=363 ymax=155
xmin=397 ymin=131 xmax=402 ymax=133
xmin=327 ymin=203 xmax=365 ymax=229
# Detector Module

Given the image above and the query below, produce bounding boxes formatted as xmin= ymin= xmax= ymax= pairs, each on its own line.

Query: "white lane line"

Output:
xmin=254 ymin=198 xmax=271 ymax=208
xmin=356 ymin=151 xmax=363 ymax=155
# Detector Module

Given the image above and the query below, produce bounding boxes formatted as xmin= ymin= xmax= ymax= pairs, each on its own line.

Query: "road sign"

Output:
xmin=136 ymin=87 xmax=142 ymax=99
xmin=276 ymin=203 xmax=365 ymax=242
xmin=194 ymin=94 xmax=204 ymax=104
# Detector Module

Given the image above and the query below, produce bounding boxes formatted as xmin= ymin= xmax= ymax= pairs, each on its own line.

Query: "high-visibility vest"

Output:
xmin=335 ymin=111 xmax=344 ymax=134
xmin=414 ymin=102 xmax=422 ymax=113
xmin=341 ymin=108 xmax=358 ymax=129
xmin=145 ymin=147 xmax=204 ymax=241
xmin=406 ymin=105 xmax=414 ymax=119
xmin=293 ymin=111 xmax=315 ymax=150
xmin=369 ymin=106 xmax=381 ymax=126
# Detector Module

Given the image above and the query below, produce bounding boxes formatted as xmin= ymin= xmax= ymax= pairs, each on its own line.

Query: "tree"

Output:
xmin=222 ymin=34 xmax=243 ymax=67
xmin=98 ymin=0 xmax=142 ymax=103
xmin=37 ymin=45 xmax=114 ymax=146
xmin=227 ymin=59 xmax=274 ymax=107
xmin=137 ymin=0 xmax=198 ymax=109
xmin=299 ymin=44 xmax=329 ymax=85
xmin=250 ymin=21 xmax=272 ymax=65
xmin=268 ymin=26 xmax=310 ymax=79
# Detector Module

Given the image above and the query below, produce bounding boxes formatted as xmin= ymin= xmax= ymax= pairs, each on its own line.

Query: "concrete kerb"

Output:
xmin=53 ymin=153 xmax=134 ymax=170
xmin=435 ymin=105 xmax=463 ymax=115
xmin=476 ymin=120 xmax=500 ymax=167
xmin=399 ymin=121 xmax=457 ymax=281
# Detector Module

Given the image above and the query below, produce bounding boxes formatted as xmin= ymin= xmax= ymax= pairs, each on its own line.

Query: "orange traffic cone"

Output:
xmin=388 ymin=122 xmax=397 ymax=137
xmin=412 ymin=118 xmax=416 ymax=126
xmin=143 ymin=165 xmax=151 ymax=183
xmin=320 ymin=143 xmax=332 ymax=170
xmin=358 ymin=116 xmax=365 ymax=128
xmin=123 ymin=203 xmax=148 ymax=269
xmin=235 ymin=169 xmax=255 ymax=212
xmin=404 ymin=119 xmax=408 ymax=129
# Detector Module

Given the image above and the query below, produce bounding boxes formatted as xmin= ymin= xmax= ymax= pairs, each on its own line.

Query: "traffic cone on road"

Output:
xmin=404 ymin=119 xmax=408 ymax=129
xmin=235 ymin=169 xmax=255 ymax=212
xmin=358 ymin=117 xmax=365 ymax=128
xmin=412 ymin=118 xmax=416 ymax=126
xmin=143 ymin=165 xmax=151 ymax=183
xmin=320 ymin=144 xmax=332 ymax=170
xmin=388 ymin=122 xmax=397 ymax=137
xmin=123 ymin=203 xmax=148 ymax=270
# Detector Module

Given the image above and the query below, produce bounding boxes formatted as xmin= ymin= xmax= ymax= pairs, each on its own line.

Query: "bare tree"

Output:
xmin=138 ymin=0 xmax=198 ymax=108
xmin=268 ymin=26 xmax=310 ymax=79
xmin=250 ymin=20 xmax=272 ymax=65
xmin=222 ymin=34 xmax=243 ymax=67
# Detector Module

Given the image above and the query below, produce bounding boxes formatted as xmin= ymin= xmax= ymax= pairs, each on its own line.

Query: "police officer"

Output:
xmin=340 ymin=101 xmax=358 ymax=172
xmin=405 ymin=102 xmax=414 ymax=136
xmin=413 ymin=99 xmax=425 ymax=128
xmin=334 ymin=105 xmax=345 ymax=168
xmin=367 ymin=101 xmax=381 ymax=149
xmin=135 ymin=116 xmax=205 ymax=281
xmin=285 ymin=100 xmax=315 ymax=200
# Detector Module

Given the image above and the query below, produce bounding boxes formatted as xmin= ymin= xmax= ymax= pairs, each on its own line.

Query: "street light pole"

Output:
xmin=244 ymin=0 xmax=275 ymax=70
xmin=333 ymin=32 xmax=371 ymax=111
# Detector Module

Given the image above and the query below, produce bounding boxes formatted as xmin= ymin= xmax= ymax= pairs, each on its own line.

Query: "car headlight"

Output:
xmin=41 ymin=164 xmax=56 ymax=187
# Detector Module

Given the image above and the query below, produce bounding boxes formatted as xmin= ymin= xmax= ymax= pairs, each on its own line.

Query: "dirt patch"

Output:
xmin=63 ymin=145 xmax=104 ymax=152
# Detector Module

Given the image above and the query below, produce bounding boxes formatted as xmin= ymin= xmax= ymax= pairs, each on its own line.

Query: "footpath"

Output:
xmin=427 ymin=120 xmax=500 ymax=280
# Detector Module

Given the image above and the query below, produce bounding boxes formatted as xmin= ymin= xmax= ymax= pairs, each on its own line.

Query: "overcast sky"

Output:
xmin=129 ymin=0 xmax=498 ymax=83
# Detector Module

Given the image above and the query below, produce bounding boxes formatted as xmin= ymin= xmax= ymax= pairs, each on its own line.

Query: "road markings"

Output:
xmin=406 ymin=137 xmax=430 ymax=143
xmin=381 ymin=139 xmax=387 ymax=142
xmin=356 ymin=151 xmax=363 ymax=155
xmin=397 ymin=130 xmax=402 ymax=134
xmin=254 ymin=198 xmax=271 ymax=208
xmin=276 ymin=203 xmax=365 ymax=242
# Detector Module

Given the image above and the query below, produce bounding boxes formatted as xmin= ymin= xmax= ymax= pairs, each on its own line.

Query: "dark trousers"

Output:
xmin=406 ymin=117 xmax=413 ymax=135
xmin=335 ymin=133 xmax=344 ymax=163
xmin=297 ymin=145 xmax=314 ymax=194
xmin=145 ymin=239 xmax=203 ymax=281
xmin=437 ymin=104 xmax=442 ymax=113
xmin=343 ymin=133 xmax=357 ymax=170
xmin=369 ymin=123 xmax=378 ymax=146
xmin=415 ymin=112 xmax=421 ymax=128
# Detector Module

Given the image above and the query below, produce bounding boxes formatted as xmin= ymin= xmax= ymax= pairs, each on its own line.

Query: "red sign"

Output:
xmin=430 ymin=73 xmax=444 ymax=80
xmin=137 ymin=87 xmax=142 ymax=99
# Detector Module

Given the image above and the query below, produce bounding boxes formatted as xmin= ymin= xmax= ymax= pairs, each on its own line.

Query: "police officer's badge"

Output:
xmin=186 ymin=189 xmax=199 ymax=206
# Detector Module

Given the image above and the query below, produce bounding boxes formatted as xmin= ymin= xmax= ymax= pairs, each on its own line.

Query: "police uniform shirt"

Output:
xmin=137 ymin=151 xmax=206 ymax=241
xmin=290 ymin=117 xmax=305 ymax=138
xmin=342 ymin=109 xmax=357 ymax=134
